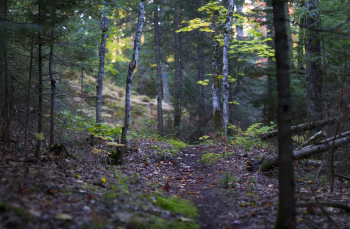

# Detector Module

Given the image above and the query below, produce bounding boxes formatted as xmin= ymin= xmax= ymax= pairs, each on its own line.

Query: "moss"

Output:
xmin=198 ymin=153 xmax=222 ymax=165
xmin=130 ymin=213 xmax=199 ymax=229
xmin=169 ymin=139 xmax=186 ymax=151
xmin=260 ymin=160 xmax=273 ymax=172
xmin=0 ymin=202 xmax=28 ymax=218
xmin=155 ymin=197 xmax=198 ymax=217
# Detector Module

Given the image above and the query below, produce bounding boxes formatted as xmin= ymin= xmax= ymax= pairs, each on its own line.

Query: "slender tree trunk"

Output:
xmin=222 ymin=0 xmax=234 ymax=136
xmin=96 ymin=12 xmax=108 ymax=123
xmin=24 ymin=36 xmax=34 ymax=150
xmin=198 ymin=31 xmax=206 ymax=131
xmin=272 ymin=0 xmax=295 ymax=228
xmin=265 ymin=0 xmax=276 ymax=125
xmin=305 ymin=0 xmax=322 ymax=122
xmin=285 ymin=3 xmax=294 ymax=69
xmin=160 ymin=0 xmax=170 ymax=106
xmin=121 ymin=0 xmax=145 ymax=145
xmin=229 ymin=0 xmax=244 ymax=127
xmin=59 ymin=66 xmax=62 ymax=84
xmin=173 ymin=0 xmax=181 ymax=127
xmin=1 ymin=0 xmax=10 ymax=158
xmin=297 ymin=3 xmax=305 ymax=71
xmin=49 ymin=30 xmax=56 ymax=148
xmin=161 ymin=62 xmax=170 ymax=105
xmin=81 ymin=68 xmax=84 ymax=97
xmin=35 ymin=34 xmax=43 ymax=159
xmin=211 ymin=8 xmax=222 ymax=134
xmin=154 ymin=1 xmax=163 ymax=135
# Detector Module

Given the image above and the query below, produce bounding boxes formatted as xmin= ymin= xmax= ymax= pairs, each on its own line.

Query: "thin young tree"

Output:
xmin=96 ymin=7 xmax=108 ymax=123
xmin=49 ymin=0 xmax=57 ymax=148
xmin=222 ymin=0 xmax=234 ymax=136
xmin=211 ymin=7 xmax=221 ymax=134
xmin=305 ymin=0 xmax=322 ymax=121
xmin=173 ymin=0 xmax=181 ymax=128
xmin=272 ymin=0 xmax=296 ymax=228
xmin=121 ymin=0 xmax=146 ymax=146
xmin=154 ymin=1 xmax=163 ymax=135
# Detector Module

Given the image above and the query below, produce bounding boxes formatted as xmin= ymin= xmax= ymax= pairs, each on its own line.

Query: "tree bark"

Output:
xmin=211 ymin=8 xmax=221 ymax=135
xmin=261 ymin=118 xmax=338 ymax=140
xmin=35 ymin=33 xmax=43 ymax=159
xmin=305 ymin=0 xmax=322 ymax=122
xmin=81 ymin=68 xmax=84 ymax=97
xmin=260 ymin=130 xmax=350 ymax=171
xmin=222 ymin=0 xmax=234 ymax=136
xmin=154 ymin=1 xmax=163 ymax=135
xmin=96 ymin=12 xmax=108 ymax=123
xmin=173 ymin=0 xmax=181 ymax=128
xmin=197 ymin=31 xmax=206 ymax=132
xmin=121 ymin=0 xmax=145 ymax=148
xmin=162 ymin=62 xmax=170 ymax=105
xmin=272 ymin=0 xmax=296 ymax=227
xmin=49 ymin=30 xmax=56 ymax=148
xmin=24 ymin=36 xmax=34 ymax=150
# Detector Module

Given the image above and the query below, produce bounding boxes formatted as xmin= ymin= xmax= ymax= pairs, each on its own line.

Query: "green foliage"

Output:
xmin=304 ymin=173 xmax=315 ymax=181
xmin=57 ymin=110 xmax=122 ymax=142
xmin=199 ymin=153 xmax=222 ymax=165
xmin=168 ymin=139 xmax=186 ymax=151
xmin=229 ymin=122 xmax=276 ymax=149
xmin=219 ymin=172 xmax=238 ymax=188
xmin=155 ymin=197 xmax=198 ymax=217
xmin=130 ymin=213 xmax=199 ymax=229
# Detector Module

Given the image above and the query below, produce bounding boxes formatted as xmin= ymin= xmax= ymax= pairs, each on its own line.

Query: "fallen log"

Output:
xmin=296 ymin=201 xmax=350 ymax=213
xmin=260 ymin=131 xmax=350 ymax=172
xmin=260 ymin=119 xmax=337 ymax=140
xmin=335 ymin=173 xmax=350 ymax=181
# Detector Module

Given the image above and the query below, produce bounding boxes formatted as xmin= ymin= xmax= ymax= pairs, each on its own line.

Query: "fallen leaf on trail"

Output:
xmin=232 ymin=220 xmax=241 ymax=225
xmin=220 ymin=171 xmax=223 ymax=173
xmin=56 ymin=213 xmax=73 ymax=220
xmin=101 ymin=177 xmax=107 ymax=183
xmin=88 ymin=195 xmax=93 ymax=200
xmin=75 ymin=175 xmax=81 ymax=178
xmin=28 ymin=209 xmax=41 ymax=217
xmin=178 ymin=216 xmax=192 ymax=222
xmin=163 ymin=181 xmax=171 ymax=191
xmin=189 ymin=191 xmax=197 ymax=194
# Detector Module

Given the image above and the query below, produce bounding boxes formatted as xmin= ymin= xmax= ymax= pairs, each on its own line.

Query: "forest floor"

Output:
xmin=1 ymin=137 xmax=350 ymax=229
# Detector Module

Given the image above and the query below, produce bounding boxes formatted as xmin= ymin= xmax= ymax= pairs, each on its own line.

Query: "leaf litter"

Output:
xmin=0 ymin=137 xmax=350 ymax=229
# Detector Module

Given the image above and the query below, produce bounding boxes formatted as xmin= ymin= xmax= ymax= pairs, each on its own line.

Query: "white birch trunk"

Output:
xmin=222 ymin=0 xmax=234 ymax=136
xmin=121 ymin=0 xmax=145 ymax=145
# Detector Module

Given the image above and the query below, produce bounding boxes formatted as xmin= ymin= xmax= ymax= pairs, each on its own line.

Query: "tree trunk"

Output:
xmin=305 ymin=0 xmax=322 ymax=122
xmin=96 ymin=12 xmax=108 ymax=123
xmin=265 ymin=0 xmax=276 ymax=125
xmin=24 ymin=36 xmax=34 ymax=150
xmin=161 ymin=62 xmax=170 ymax=105
xmin=229 ymin=0 xmax=244 ymax=128
xmin=197 ymin=31 xmax=206 ymax=132
xmin=160 ymin=0 xmax=170 ymax=106
xmin=35 ymin=34 xmax=43 ymax=159
xmin=81 ymin=68 xmax=84 ymax=97
xmin=59 ymin=66 xmax=62 ymax=84
xmin=261 ymin=118 xmax=338 ymax=140
xmin=212 ymin=8 xmax=222 ymax=134
xmin=261 ymin=130 xmax=350 ymax=171
xmin=49 ymin=30 xmax=56 ymax=148
xmin=272 ymin=0 xmax=295 ymax=227
xmin=285 ymin=3 xmax=294 ymax=69
xmin=120 ymin=0 xmax=145 ymax=148
xmin=222 ymin=0 xmax=234 ymax=136
xmin=154 ymin=1 xmax=163 ymax=135
xmin=173 ymin=0 xmax=181 ymax=128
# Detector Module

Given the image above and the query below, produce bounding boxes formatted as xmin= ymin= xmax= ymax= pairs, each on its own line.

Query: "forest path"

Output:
xmin=1 ymin=139 xmax=350 ymax=229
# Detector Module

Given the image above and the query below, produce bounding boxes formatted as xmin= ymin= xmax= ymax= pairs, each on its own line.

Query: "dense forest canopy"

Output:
xmin=1 ymin=0 xmax=350 ymax=228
